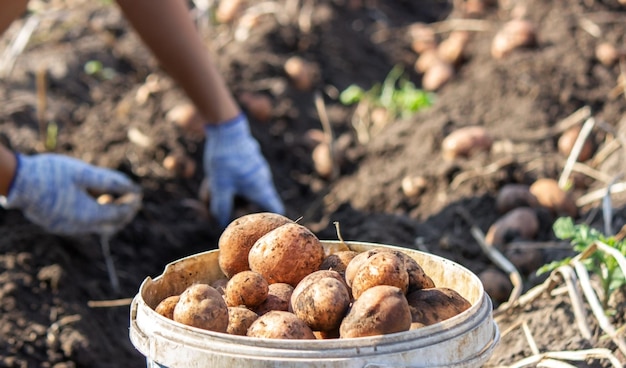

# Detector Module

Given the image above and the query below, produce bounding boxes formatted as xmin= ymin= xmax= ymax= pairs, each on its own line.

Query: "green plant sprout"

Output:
xmin=538 ymin=217 xmax=626 ymax=309
xmin=339 ymin=65 xmax=434 ymax=120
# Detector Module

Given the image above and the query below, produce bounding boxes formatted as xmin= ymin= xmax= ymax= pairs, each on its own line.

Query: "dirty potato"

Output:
xmin=254 ymin=282 xmax=294 ymax=316
xmin=224 ymin=270 xmax=269 ymax=308
xmin=291 ymin=276 xmax=351 ymax=332
xmin=247 ymin=311 xmax=316 ymax=339
xmin=154 ymin=295 xmax=180 ymax=320
xmin=218 ymin=212 xmax=293 ymax=278
xmin=319 ymin=250 xmax=359 ymax=276
xmin=249 ymin=223 xmax=325 ymax=286
xmin=227 ymin=307 xmax=259 ymax=336
xmin=173 ymin=284 xmax=229 ymax=332
xmin=339 ymin=285 xmax=412 ymax=338
xmin=406 ymin=287 xmax=471 ymax=326
xmin=350 ymin=251 xmax=409 ymax=299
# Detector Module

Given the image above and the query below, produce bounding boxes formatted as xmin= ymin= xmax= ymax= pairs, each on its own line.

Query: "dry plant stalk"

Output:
xmin=558 ymin=117 xmax=596 ymax=188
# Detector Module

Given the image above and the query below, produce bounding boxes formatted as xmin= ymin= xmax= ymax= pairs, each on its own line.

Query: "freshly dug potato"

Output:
xmin=350 ymin=251 xmax=409 ymax=299
xmin=218 ymin=212 xmax=293 ymax=278
xmin=595 ymin=42 xmax=619 ymax=67
xmin=437 ymin=31 xmax=470 ymax=65
xmin=227 ymin=307 xmax=259 ymax=336
xmin=441 ymin=126 xmax=493 ymax=160
xmin=154 ymin=295 xmax=180 ymax=320
xmin=291 ymin=270 xmax=348 ymax=305
xmin=414 ymin=48 xmax=439 ymax=74
xmin=422 ymin=60 xmax=454 ymax=91
xmin=479 ymin=268 xmax=513 ymax=305
xmin=247 ymin=311 xmax=316 ymax=339
xmin=173 ymin=284 xmax=229 ymax=332
xmin=313 ymin=329 xmax=340 ymax=340
xmin=558 ymin=125 xmax=594 ymax=162
xmin=319 ymin=250 xmax=359 ymax=276
xmin=284 ymin=56 xmax=319 ymax=91
xmin=505 ymin=245 xmax=543 ymax=275
xmin=340 ymin=285 xmax=412 ymax=338
xmin=495 ymin=184 xmax=539 ymax=214
xmin=254 ymin=283 xmax=294 ymax=316
xmin=491 ymin=19 xmax=537 ymax=59
xmin=224 ymin=270 xmax=269 ymax=308
xmin=529 ymin=178 xmax=578 ymax=218
xmin=344 ymin=249 xmax=379 ymax=287
xmin=249 ymin=223 xmax=325 ymax=286
xmin=408 ymin=22 xmax=437 ymax=54
xmin=485 ymin=207 xmax=539 ymax=247
xmin=291 ymin=276 xmax=351 ymax=332
xmin=401 ymin=175 xmax=427 ymax=198
xmin=406 ymin=287 xmax=471 ymax=326
xmin=239 ymin=91 xmax=273 ymax=123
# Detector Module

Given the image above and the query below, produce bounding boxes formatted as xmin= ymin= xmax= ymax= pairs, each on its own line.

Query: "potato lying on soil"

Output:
xmin=340 ymin=285 xmax=412 ymax=338
xmin=247 ymin=311 xmax=316 ymax=339
xmin=485 ymin=207 xmax=539 ymax=247
xmin=495 ymin=184 xmax=539 ymax=214
xmin=254 ymin=283 xmax=294 ymax=316
xmin=479 ymin=268 xmax=513 ymax=305
xmin=319 ymin=250 xmax=359 ymax=276
xmin=218 ymin=212 xmax=293 ymax=278
xmin=227 ymin=307 xmax=259 ymax=336
xmin=441 ymin=126 xmax=493 ymax=160
xmin=154 ymin=295 xmax=180 ymax=320
xmin=173 ymin=284 xmax=229 ymax=332
xmin=406 ymin=287 xmax=471 ymax=326
xmin=350 ymin=251 xmax=409 ymax=299
xmin=491 ymin=19 xmax=537 ymax=59
xmin=529 ymin=178 xmax=578 ymax=218
xmin=291 ymin=276 xmax=351 ymax=332
xmin=558 ymin=125 xmax=594 ymax=162
xmin=249 ymin=222 xmax=325 ymax=286
xmin=224 ymin=270 xmax=269 ymax=308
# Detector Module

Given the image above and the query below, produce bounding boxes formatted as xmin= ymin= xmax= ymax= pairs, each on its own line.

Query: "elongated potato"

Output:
xmin=218 ymin=212 xmax=293 ymax=278
xmin=339 ymin=285 xmax=412 ymax=338
xmin=247 ymin=311 xmax=316 ymax=339
xmin=406 ymin=287 xmax=471 ymax=326
xmin=249 ymin=223 xmax=325 ymax=286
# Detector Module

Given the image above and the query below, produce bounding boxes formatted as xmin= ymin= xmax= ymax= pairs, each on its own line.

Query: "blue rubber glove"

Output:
xmin=204 ymin=113 xmax=285 ymax=227
xmin=1 ymin=153 xmax=142 ymax=236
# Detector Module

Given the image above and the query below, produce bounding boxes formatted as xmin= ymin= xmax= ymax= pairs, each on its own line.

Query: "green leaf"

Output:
xmin=536 ymin=258 xmax=572 ymax=275
xmin=339 ymin=85 xmax=365 ymax=105
xmin=553 ymin=217 xmax=576 ymax=240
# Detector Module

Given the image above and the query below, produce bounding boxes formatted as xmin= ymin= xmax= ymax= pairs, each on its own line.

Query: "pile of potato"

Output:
xmin=153 ymin=212 xmax=471 ymax=339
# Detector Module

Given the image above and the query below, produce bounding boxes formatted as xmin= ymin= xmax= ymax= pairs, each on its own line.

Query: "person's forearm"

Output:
xmin=0 ymin=0 xmax=28 ymax=35
xmin=115 ymin=0 xmax=240 ymax=124
xmin=0 ymin=143 xmax=17 ymax=197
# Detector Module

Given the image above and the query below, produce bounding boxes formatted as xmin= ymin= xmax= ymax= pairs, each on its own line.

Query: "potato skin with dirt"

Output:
xmin=350 ymin=251 xmax=409 ymax=299
xmin=254 ymin=283 xmax=294 ymax=316
xmin=247 ymin=311 xmax=316 ymax=339
xmin=248 ymin=223 xmax=325 ymax=286
xmin=173 ymin=284 xmax=229 ymax=332
xmin=291 ymin=276 xmax=351 ymax=332
xmin=339 ymin=285 xmax=412 ymax=338
xmin=227 ymin=307 xmax=259 ymax=336
xmin=154 ymin=295 xmax=180 ymax=320
xmin=406 ymin=287 xmax=471 ymax=326
xmin=224 ymin=270 xmax=269 ymax=308
xmin=319 ymin=250 xmax=359 ymax=276
xmin=218 ymin=212 xmax=293 ymax=278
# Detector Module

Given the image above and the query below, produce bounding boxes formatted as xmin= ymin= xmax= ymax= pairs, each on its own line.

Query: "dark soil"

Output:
xmin=1 ymin=0 xmax=625 ymax=367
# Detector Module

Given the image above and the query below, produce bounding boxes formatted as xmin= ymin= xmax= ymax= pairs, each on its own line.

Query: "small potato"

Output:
xmin=485 ymin=207 xmax=539 ymax=247
xmin=166 ymin=104 xmax=205 ymax=136
xmin=254 ymin=283 xmax=294 ymax=316
xmin=505 ymin=246 xmax=543 ymax=275
xmin=239 ymin=92 xmax=273 ymax=123
xmin=479 ymin=268 xmax=513 ymax=305
xmin=218 ymin=212 xmax=293 ymax=278
xmin=595 ymin=42 xmax=619 ymax=67
xmin=284 ymin=56 xmax=319 ymax=91
xmin=227 ymin=307 xmax=259 ymax=336
xmin=247 ymin=311 xmax=316 ymax=339
xmin=344 ymin=249 xmax=379 ymax=287
xmin=558 ymin=125 xmax=594 ymax=162
xmin=441 ymin=126 xmax=493 ymax=160
xmin=340 ymin=285 xmax=412 ymax=338
xmin=211 ymin=278 xmax=229 ymax=295
xmin=422 ymin=60 xmax=454 ymax=91
xmin=414 ymin=48 xmax=439 ymax=74
xmin=491 ymin=19 xmax=537 ymax=59
xmin=291 ymin=270 xmax=348 ymax=306
xmin=401 ymin=175 xmax=427 ymax=198
xmin=173 ymin=284 xmax=229 ymax=332
xmin=319 ymin=250 xmax=359 ymax=276
xmin=163 ymin=153 xmax=196 ymax=179
xmin=529 ymin=178 xmax=578 ymax=218
xmin=216 ymin=0 xmax=244 ymax=24
xmin=406 ymin=287 xmax=471 ymax=326
xmin=495 ymin=184 xmax=539 ymax=214
xmin=312 ymin=142 xmax=334 ymax=179
xmin=291 ymin=277 xmax=351 ymax=332
xmin=437 ymin=31 xmax=470 ymax=65
xmin=224 ymin=270 xmax=269 ymax=308
xmin=249 ymin=223 xmax=325 ymax=286
xmin=154 ymin=295 xmax=180 ymax=320
xmin=408 ymin=23 xmax=437 ymax=54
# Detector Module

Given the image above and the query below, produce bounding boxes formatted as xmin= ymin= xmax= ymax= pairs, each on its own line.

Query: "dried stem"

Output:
xmin=558 ymin=117 xmax=596 ymax=189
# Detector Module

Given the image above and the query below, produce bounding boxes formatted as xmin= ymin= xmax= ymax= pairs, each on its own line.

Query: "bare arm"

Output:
xmin=0 ymin=0 xmax=28 ymax=35
xmin=0 ymin=143 xmax=17 ymax=196
xmin=115 ymin=0 xmax=240 ymax=124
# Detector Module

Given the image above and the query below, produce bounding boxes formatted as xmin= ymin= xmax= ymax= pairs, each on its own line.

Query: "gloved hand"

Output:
xmin=0 ymin=153 xmax=142 ymax=236
xmin=204 ymin=113 xmax=285 ymax=227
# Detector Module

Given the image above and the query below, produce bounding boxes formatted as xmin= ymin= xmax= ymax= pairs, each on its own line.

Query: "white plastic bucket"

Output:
xmin=130 ymin=241 xmax=499 ymax=367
